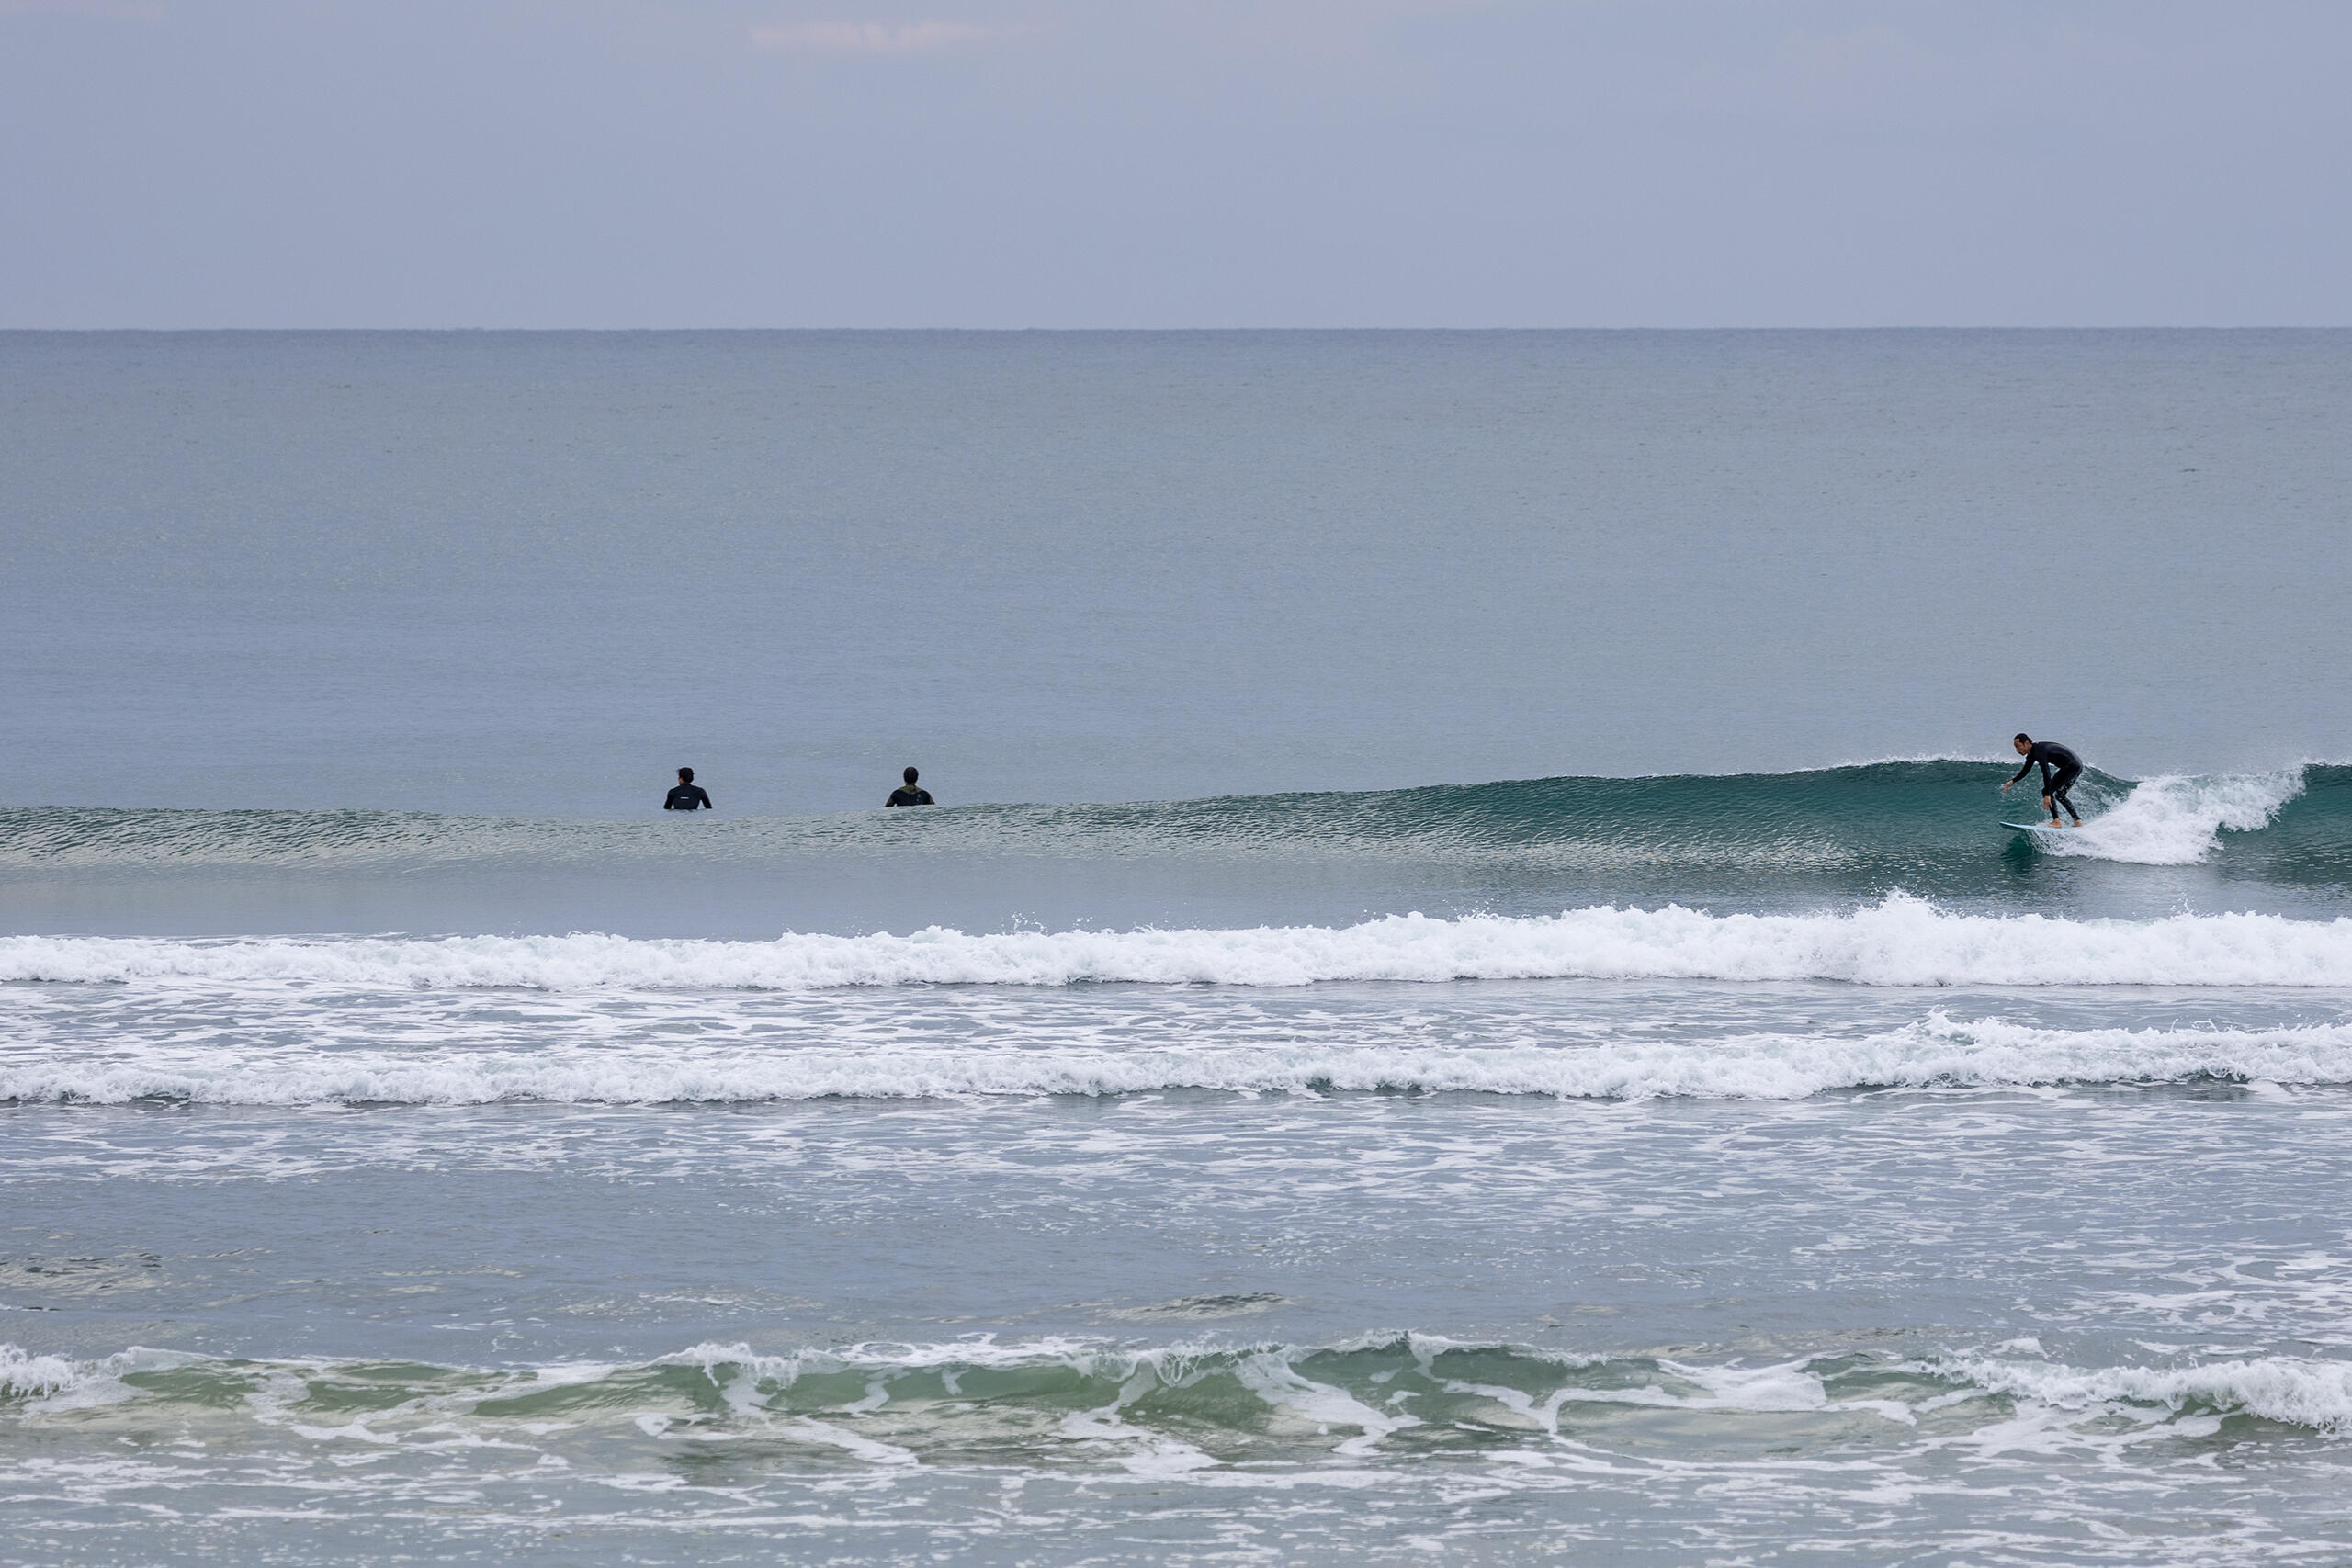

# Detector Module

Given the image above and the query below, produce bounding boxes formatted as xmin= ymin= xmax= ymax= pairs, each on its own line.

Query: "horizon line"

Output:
xmin=6 ymin=323 xmax=2349 ymax=335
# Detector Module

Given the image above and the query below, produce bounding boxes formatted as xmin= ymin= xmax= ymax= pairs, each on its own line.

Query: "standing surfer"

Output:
xmin=2002 ymin=734 xmax=2083 ymax=827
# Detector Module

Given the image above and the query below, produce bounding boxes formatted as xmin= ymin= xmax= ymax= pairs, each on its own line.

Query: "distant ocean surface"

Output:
xmin=5 ymin=331 xmax=2352 ymax=1566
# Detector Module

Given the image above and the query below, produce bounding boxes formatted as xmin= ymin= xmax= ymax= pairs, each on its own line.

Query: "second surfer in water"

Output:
xmin=2003 ymin=733 xmax=2084 ymax=826
xmin=663 ymin=768 xmax=713 ymax=811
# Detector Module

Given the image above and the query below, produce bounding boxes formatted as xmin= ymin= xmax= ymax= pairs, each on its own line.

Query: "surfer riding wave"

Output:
xmin=2003 ymin=734 xmax=2084 ymax=827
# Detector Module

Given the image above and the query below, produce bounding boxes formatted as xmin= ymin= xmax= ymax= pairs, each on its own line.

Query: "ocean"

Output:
xmin=4 ymin=329 xmax=2351 ymax=1565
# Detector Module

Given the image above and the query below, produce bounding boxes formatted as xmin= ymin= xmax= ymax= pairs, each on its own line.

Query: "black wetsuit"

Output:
xmin=664 ymin=784 xmax=713 ymax=811
xmin=2008 ymin=742 xmax=2083 ymax=822
xmin=886 ymin=785 xmax=934 ymax=807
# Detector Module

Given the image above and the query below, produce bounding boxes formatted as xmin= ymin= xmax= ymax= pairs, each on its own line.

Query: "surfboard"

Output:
xmin=2001 ymin=820 xmax=2075 ymax=834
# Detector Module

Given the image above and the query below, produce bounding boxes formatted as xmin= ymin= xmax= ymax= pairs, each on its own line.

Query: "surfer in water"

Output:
xmin=886 ymin=767 xmax=934 ymax=807
xmin=2003 ymin=734 xmax=2084 ymax=826
xmin=663 ymin=767 xmax=713 ymax=811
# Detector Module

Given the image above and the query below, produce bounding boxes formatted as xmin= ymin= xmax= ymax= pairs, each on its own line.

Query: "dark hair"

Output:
xmin=678 ymin=767 xmax=694 ymax=782
xmin=903 ymin=766 xmax=920 ymax=784
xmin=2012 ymin=734 xmax=2031 ymax=746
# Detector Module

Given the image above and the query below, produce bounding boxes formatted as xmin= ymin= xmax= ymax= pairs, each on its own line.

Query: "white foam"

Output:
xmin=2041 ymin=770 xmax=2304 ymax=865
xmin=0 ymin=1342 xmax=84 ymax=1398
xmin=6 ymin=895 xmax=2352 ymax=993
xmin=0 ymin=1344 xmax=194 ymax=1412
xmin=7 ymin=1011 xmax=2352 ymax=1105
xmin=1939 ymin=1352 xmax=2352 ymax=1432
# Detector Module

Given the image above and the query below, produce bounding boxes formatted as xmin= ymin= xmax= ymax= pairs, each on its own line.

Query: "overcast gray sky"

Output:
xmin=3 ymin=1 xmax=2346 ymax=326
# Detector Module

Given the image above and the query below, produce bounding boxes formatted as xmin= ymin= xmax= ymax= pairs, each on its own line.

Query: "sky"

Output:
xmin=2 ymin=0 xmax=2346 ymax=327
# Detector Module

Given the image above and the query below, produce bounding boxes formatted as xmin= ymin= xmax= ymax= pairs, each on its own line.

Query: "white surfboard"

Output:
xmin=2001 ymin=820 xmax=2077 ymax=834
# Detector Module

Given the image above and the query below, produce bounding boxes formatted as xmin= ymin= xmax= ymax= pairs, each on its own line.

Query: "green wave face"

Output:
xmin=2214 ymin=764 xmax=2352 ymax=884
xmin=0 ymin=763 xmax=2340 ymax=910
xmin=9 ymin=1337 xmax=2334 ymax=1468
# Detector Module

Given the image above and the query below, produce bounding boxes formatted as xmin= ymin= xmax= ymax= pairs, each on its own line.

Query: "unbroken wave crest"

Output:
xmin=0 ymin=761 xmax=2335 ymax=875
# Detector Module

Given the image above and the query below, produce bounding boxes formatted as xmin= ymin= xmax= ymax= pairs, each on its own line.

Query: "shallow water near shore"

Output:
xmin=12 ymin=1079 xmax=2352 ymax=1564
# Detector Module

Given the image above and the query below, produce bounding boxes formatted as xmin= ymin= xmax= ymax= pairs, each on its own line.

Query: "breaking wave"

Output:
xmin=10 ymin=1336 xmax=2352 ymax=1448
xmin=2029 ymin=768 xmax=2307 ymax=865
xmin=7 ymin=1012 xmax=2352 ymax=1105
xmin=6 ymin=896 xmax=2352 ymax=991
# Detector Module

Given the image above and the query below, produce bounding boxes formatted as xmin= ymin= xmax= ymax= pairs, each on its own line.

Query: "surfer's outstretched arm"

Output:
xmin=2005 ymin=733 xmax=2070 ymax=793
xmin=2005 ymin=733 xmax=2033 ymax=791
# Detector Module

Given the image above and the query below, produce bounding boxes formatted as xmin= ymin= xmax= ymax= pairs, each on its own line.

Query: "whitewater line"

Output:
xmin=8 ymin=1015 xmax=2352 ymax=1105
xmin=5 ymin=897 xmax=2352 ymax=990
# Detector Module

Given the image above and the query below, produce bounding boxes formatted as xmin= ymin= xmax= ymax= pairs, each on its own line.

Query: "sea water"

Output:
xmin=4 ymin=331 xmax=2351 ymax=1565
